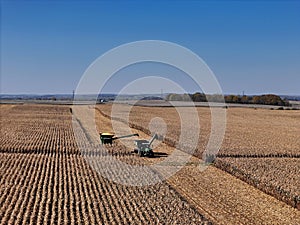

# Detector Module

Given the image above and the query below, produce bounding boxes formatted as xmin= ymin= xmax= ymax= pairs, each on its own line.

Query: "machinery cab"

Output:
xmin=134 ymin=134 xmax=158 ymax=157
xmin=134 ymin=140 xmax=153 ymax=157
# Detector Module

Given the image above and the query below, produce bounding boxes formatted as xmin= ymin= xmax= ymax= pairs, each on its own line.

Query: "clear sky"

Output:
xmin=1 ymin=1 xmax=300 ymax=95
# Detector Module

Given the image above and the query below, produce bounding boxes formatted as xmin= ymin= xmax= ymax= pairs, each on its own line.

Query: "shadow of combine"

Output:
xmin=152 ymin=152 xmax=168 ymax=158
xmin=129 ymin=151 xmax=168 ymax=158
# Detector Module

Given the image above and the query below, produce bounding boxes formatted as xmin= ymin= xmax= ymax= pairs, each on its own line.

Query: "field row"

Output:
xmin=0 ymin=152 xmax=210 ymax=225
xmin=215 ymin=158 xmax=300 ymax=209
xmin=0 ymin=105 xmax=80 ymax=154
xmin=0 ymin=105 xmax=145 ymax=157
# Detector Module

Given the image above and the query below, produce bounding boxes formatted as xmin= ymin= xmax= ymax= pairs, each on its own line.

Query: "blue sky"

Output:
xmin=1 ymin=1 xmax=300 ymax=95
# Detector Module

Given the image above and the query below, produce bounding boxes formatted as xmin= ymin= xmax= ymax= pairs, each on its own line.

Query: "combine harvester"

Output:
xmin=134 ymin=133 xmax=158 ymax=157
xmin=100 ymin=132 xmax=159 ymax=157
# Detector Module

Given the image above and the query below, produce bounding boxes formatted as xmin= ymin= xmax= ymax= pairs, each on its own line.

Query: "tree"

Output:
xmin=191 ymin=92 xmax=207 ymax=102
xmin=241 ymin=95 xmax=249 ymax=104
xmin=252 ymin=94 xmax=289 ymax=106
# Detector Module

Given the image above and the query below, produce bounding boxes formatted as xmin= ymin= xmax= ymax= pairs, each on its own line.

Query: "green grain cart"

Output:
xmin=100 ymin=132 xmax=139 ymax=145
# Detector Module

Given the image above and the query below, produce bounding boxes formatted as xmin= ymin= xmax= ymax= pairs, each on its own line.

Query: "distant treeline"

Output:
xmin=166 ymin=93 xmax=290 ymax=106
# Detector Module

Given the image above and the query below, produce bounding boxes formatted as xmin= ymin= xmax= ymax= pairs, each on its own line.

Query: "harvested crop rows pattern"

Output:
xmin=97 ymin=104 xmax=300 ymax=209
xmin=0 ymin=105 xmax=78 ymax=155
xmin=215 ymin=157 xmax=300 ymax=209
xmin=97 ymin=104 xmax=300 ymax=157
xmin=95 ymin=104 xmax=300 ymax=224
xmin=0 ymin=104 xmax=210 ymax=225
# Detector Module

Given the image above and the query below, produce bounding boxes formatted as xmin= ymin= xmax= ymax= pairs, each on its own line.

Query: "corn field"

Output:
xmin=0 ymin=104 xmax=210 ymax=225
xmin=1 ymin=104 xmax=299 ymax=225
xmin=97 ymin=103 xmax=300 ymax=209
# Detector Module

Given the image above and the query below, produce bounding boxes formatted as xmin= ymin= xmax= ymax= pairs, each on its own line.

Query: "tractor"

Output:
xmin=134 ymin=133 xmax=158 ymax=157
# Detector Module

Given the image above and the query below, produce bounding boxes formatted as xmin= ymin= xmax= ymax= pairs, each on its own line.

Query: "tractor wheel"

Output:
xmin=139 ymin=150 xmax=144 ymax=157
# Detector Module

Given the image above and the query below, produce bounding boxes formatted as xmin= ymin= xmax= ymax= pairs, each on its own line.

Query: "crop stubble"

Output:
xmin=97 ymin=104 xmax=300 ymax=156
xmin=1 ymin=104 xmax=299 ymax=225
xmin=94 ymin=105 xmax=300 ymax=224
xmin=97 ymin=103 xmax=300 ymax=210
xmin=0 ymin=104 xmax=210 ymax=225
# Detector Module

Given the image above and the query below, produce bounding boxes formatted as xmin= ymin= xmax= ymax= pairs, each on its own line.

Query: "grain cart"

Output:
xmin=100 ymin=132 xmax=139 ymax=145
xmin=134 ymin=133 xmax=158 ymax=157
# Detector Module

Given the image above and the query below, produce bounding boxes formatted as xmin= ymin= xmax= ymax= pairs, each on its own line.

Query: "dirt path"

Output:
xmin=74 ymin=105 xmax=300 ymax=225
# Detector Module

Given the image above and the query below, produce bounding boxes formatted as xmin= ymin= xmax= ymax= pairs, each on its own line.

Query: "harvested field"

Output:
xmin=0 ymin=105 xmax=78 ymax=155
xmin=215 ymin=157 xmax=300 ymax=209
xmin=0 ymin=104 xmax=211 ymax=224
xmin=1 ymin=152 xmax=211 ymax=225
xmin=220 ymin=108 xmax=300 ymax=157
xmin=97 ymin=103 xmax=300 ymax=209
xmin=168 ymin=163 xmax=300 ymax=225
xmin=97 ymin=104 xmax=300 ymax=157
xmin=1 ymin=103 xmax=299 ymax=225
xmin=91 ymin=105 xmax=299 ymax=224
